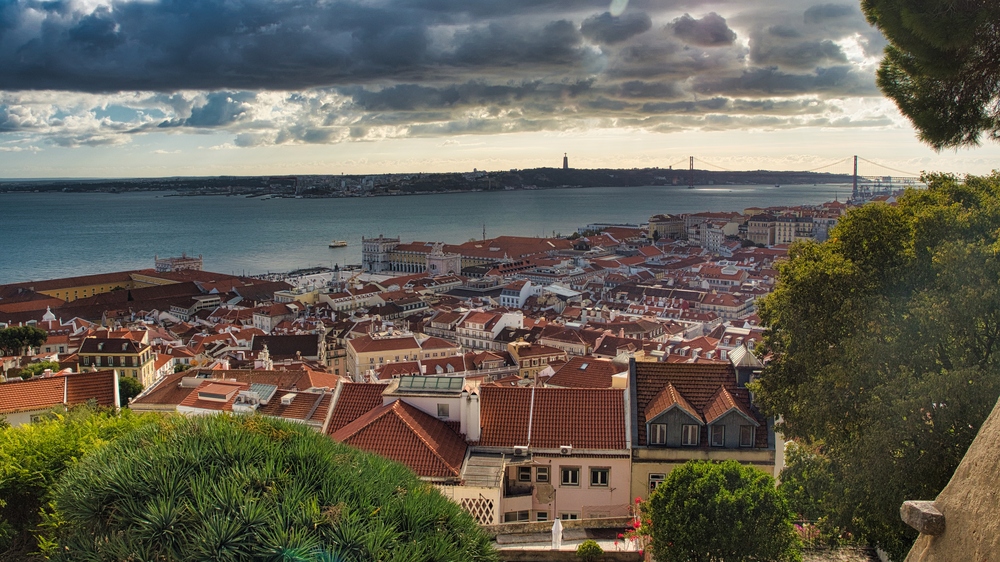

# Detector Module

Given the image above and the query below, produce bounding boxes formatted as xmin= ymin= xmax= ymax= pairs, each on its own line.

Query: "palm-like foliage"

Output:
xmin=46 ymin=414 xmax=496 ymax=562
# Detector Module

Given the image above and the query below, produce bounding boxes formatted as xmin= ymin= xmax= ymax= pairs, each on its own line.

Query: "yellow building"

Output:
xmin=79 ymin=337 xmax=157 ymax=387
xmin=507 ymin=341 xmax=568 ymax=379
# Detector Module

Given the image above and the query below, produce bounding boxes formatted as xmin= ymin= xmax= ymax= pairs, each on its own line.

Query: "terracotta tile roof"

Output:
xmin=331 ymin=400 xmax=467 ymax=479
xmin=347 ymin=335 xmax=420 ymax=354
xmin=420 ymin=336 xmax=459 ymax=350
xmin=376 ymin=361 xmax=422 ymax=380
xmin=0 ymin=376 xmax=64 ymax=413
xmin=478 ymin=386 xmax=626 ymax=450
xmin=704 ymin=386 xmax=759 ymax=426
xmin=545 ymin=357 xmax=622 ymax=389
xmin=65 ymin=370 xmax=117 ymax=407
xmin=644 ymin=382 xmax=701 ymax=423
xmin=326 ymin=382 xmax=386 ymax=434
xmin=258 ymin=390 xmax=333 ymax=423
xmin=632 ymin=362 xmax=766 ymax=447
xmin=178 ymin=380 xmax=247 ymax=411
xmin=0 ymin=370 xmax=117 ymax=414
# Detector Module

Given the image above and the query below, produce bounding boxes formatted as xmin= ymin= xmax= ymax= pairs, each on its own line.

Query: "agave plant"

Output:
xmin=46 ymin=414 xmax=496 ymax=562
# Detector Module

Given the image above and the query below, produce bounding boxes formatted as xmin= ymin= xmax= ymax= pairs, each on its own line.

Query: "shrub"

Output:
xmin=45 ymin=414 xmax=497 ymax=561
xmin=649 ymin=460 xmax=801 ymax=562
xmin=0 ymin=406 xmax=157 ymax=559
xmin=576 ymin=539 xmax=604 ymax=561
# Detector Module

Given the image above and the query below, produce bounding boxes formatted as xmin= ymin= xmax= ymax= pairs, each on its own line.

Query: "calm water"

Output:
xmin=0 ymin=184 xmax=851 ymax=284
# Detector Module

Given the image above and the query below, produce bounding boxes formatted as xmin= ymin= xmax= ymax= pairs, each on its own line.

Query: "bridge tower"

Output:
xmin=852 ymin=155 xmax=858 ymax=200
xmin=689 ymin=156 xmax=694 ymax=188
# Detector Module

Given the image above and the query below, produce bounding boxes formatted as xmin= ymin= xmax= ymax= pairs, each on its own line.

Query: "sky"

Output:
xmin=0 ymin=0 xmax=997 ymax=179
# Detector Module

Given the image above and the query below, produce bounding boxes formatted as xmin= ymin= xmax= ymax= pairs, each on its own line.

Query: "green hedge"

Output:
xmin=46 ymin=414 xmax=497 ymax=561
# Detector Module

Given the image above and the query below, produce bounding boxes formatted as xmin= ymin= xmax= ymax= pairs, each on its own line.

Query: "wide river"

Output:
xmin=0 ymin=183 xmax=855 ymax=284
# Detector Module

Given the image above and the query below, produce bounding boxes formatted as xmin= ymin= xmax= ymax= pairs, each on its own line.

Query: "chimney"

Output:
xmin=466 ymin=391 xmax=482 ymax=442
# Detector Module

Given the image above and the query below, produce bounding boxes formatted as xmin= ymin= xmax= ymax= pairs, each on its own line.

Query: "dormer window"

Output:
xmin=649 ymin=423 xmax=667 ymax=445
xmin=682 ymin=425 xmax=699 ymax=446
xmin=711 ymin=425 xmax=726 ymax=447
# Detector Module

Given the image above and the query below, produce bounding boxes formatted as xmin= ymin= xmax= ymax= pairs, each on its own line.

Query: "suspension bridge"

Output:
xmin=665 ymin=156 xmax=923 ymax=202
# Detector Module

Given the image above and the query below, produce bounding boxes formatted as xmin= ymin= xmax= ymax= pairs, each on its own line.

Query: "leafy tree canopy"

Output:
xmin=118 ymin=376 xmax=144 ymax=407
xmin=648 ymin=460 xmax=801 ymax=562
xmin=46 ymin=414 xmax=497 ymax=562
xmin=0 ymin=406 xmax=158 ymax=560
xmin=0 ymin=326 xmax=47 ymax=357
xmin=16 ymin=361 xmax=61 ymax=380
xmin=863 ymin=0 xmax=1000 ymax=148
xmin=756 ymin=173 xmax=1000 ymax=558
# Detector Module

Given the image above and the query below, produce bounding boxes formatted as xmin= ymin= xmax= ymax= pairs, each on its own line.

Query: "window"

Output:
xmin=436 ymin=403 xmax=450 ymax=418
xmin=560 ymin=513 xmax=579 ymax=520
xmin=590 ymin=468 xmax=609 ymax=487
xmin=649 ymin=473 xmax=666 ymax=492
xmin=561 ymin=467 xmax=580 ymax=486
xmin=517 ymin=466 xmax=532 ymax=482
xmin=536 ymin=511 xmax=548 ymax=522
xmin=740 ymin=425 xmax=755 ymax=447
xmin=711 ymin=425 xmax=726 ymax=447
xmin=536 ymin=466 xmax=549 ymax=482
xmin=504 ymin=511 xmax=529 ymax=523
xmin=649 ymin=423 xmax=667 ymax=445
xmin=682 ymin=424 xmax=699 ymax=446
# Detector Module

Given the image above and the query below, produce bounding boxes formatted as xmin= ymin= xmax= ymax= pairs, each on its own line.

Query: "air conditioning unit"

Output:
xmin=559 ymin=445 xmax=573 ymax=456
xmin=513 ymin=446 xmax=529 ymax=457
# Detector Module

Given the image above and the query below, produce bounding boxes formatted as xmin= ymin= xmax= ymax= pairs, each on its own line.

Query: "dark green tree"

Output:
xmin=0 ymin=326 xmax=47 ymax=357
xmin=862 ymin=0 xmax=1000 ymax=148
xmin=117 ymin=376 xmax=144 ymax=407
xmin=0 ymin=407 xmax=157 ymax=560
xmin=648 ymin=460 xmax=801 ymax=562
xmin=45 ymin=414 xmax=497 ymax=562
xmin=755 ymin=173 xmax=1000 ymax=558
xmin=15 ymin=361 xmax=61 ymax=380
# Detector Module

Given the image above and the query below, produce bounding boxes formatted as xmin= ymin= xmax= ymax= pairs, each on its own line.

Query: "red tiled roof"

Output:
xmin=704 ymin=386 xmax=759 ymax=426
xmin=0 ymin=377 xmax=64 ymax=413
xmin=178 ymin=380 xmax=247 ymax=411
xmin=347 ymin=335 xmax=420 ymax=353
xmin=478 ymin=387 xmax=626 ymax=449
xmin=331 ymin=400 xmax=467 ymax=479
xmin=0 ymin=370 xmax=117 ymax=414
xmin=632 ymin=362 xmax=766 ymax=447
xmin=377 ymin=361 xmax=421 ymax=380
xmin=644 ymin=382 xmax=701 ymax=423
xmin=258 ymin=390 xmax=333 ymax=422
xmin=545 ymin=357 xmax=621 ymax=389
xmin=326 ymin=382 xmax=385 ymax=434
xmin=420 ymin=337 xmax=459 ymax=350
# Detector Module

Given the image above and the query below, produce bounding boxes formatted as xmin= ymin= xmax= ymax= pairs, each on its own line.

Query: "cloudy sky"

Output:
xmin=0 ymin=0 xmax=997 ymax=178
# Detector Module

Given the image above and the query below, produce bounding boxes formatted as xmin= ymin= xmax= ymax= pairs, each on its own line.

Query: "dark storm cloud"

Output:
xmin=449 ymin=20 xmax=588 ymax=67
xmin=0 ymin=0 xmax=895 ymax=146
xmin=804 ymin=4 xmax=855 ymax=24
xmin=693 ymin=66 xmax=878 ymax=97
xmin=749 ymin=28 xmax=849 ymax=69
xmin=670 ymin=13 xmax=737 ymax=47
xmin=580 ymin=12 xmax=652 ymax=45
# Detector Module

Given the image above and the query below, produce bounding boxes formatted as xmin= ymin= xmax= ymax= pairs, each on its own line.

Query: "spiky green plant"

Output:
xmin=46 ymin=414 xmax=496 ymax=561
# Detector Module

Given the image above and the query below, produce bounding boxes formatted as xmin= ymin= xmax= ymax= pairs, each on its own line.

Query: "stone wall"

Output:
xmin=903 ymin=397 xmax=1000 ymax=561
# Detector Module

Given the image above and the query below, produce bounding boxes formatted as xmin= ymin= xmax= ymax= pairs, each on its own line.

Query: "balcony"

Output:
xmin=504 ymin=482 xmax=534 ymax=498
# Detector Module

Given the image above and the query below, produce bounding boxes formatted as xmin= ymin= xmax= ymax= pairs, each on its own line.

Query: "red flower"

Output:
xmin=618 ymin=533 xmax=624 ymax=539
xmin=635 ymin=497 xmax=642 ymax=504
